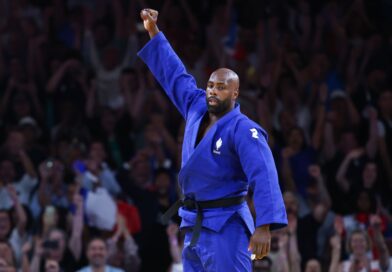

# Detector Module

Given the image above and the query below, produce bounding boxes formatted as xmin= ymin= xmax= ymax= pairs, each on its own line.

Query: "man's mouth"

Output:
xmin=208 ymin=97 xmax=219 ymax=105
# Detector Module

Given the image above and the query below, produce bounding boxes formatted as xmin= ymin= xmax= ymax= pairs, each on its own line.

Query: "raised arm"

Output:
xmin=7 ymin=185 xmax=27 ymax=236
xmin=336 ymin=149 xmax=364 ymax=192
xmin=137 ymin=9 xmax=205 ymax=119
xmin=68 ymin=194 xmax=84 ymax=261
xmin=369 ymin=215 xmax=390 ymax=271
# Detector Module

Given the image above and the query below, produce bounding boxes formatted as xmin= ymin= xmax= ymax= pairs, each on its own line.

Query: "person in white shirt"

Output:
xmin=77 ymin=238 xmax=125 ymax=272
xmin=330 ymin=215 xmax=391 ymax=272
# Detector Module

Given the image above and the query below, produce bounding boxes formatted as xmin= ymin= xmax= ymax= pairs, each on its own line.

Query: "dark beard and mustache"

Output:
xmin=206 ymin=97 xmax=231 ymax=114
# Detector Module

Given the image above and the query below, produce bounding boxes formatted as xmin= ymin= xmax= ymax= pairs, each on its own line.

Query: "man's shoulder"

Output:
xmin=234 ymin=115 xmax=266 ymax=137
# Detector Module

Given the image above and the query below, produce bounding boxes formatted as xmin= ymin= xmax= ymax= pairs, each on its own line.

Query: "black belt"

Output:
xmin=162 ymin=196 xmax=246 ymax=246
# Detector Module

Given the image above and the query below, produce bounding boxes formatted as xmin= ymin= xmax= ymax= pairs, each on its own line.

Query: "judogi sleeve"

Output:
xmin=137 ymin=32 xmax=204 ymax=119
xmin=234 ymin=121 xmax=287 ymax=230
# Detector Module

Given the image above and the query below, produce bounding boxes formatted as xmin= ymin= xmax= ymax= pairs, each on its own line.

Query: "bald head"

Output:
xmin=210 ymin=68 xmax=240 ymax=92
xmin=206 ymin=68 xmax=240 ymax=116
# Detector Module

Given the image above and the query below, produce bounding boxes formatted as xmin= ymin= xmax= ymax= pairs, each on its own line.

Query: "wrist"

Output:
xmin=148 ymin=27 xmax=159 ymax=39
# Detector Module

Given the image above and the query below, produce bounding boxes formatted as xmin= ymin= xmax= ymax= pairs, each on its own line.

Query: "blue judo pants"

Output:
xmin=182 ymin=214 xmax=252 ymax=271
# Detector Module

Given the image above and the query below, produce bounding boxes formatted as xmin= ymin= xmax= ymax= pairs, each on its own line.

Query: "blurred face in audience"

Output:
xmin=45 ymin=259 xmax=60 ymax=272
xmin=338 ymin=132 xmax=358 ymax=155
xmin=89 ymin=142 xmax=106 ymax=163
xmin=47 ymin=230 xmax=66 ymax=262
xmin=378 ymin=90 xmax=392 ymax=116
xmin=312 ymin=203 xmax=328 ymax=222
xmin=367 ymin=69 xmax=386 ymax=90
xmin=330 ymin=97 xmax=348 ymax=123
xmin=50 ymin=161 xmax=65 ymax=185
xmin=252 ymin=257 xmax=272 ymax=272
xmin=101 ymin=109 xmax=117 ymax=133
xmin=155 ymin=171 xmax=171 ymax=196
xmin=0 ymin=212 xmax=11 ymax=240
xmin=309 ymin=54 xmax=328 ymax=81
xmin=12 ymin=94 xmax=31 ymax=119
xmin=283 ymin=191 xmax=298 ymax=215
xmin=280 ymin=80 xmax=299 ymax=110
xmin=287 ymin=128 xmax=304 ymax=151
xmin=5 ymin=131 xmax=25 ymax=156
xmin=362 ymin=162 xmax=377 ymax=189
xmin=87 ymin=239 xmax=108 ymax=268
xmin=0 ymin=161 xmax=16 ymax=184
xmin=350 ymin=232 xmax=368 ymax=256
xmin=305 ymin=259 xmax=321 ymax=272
xmin=145 ymin=124 xmax=161 ymax=145
xmin=103 ymin=47 xmax=120 ymax=71
xmin=278 ymin=110 xmax=296 ymax=134
xmin=356 ymin=191 xmax=373 ymax=213
xmin=132 ymin=157 xmax=151 ymax=187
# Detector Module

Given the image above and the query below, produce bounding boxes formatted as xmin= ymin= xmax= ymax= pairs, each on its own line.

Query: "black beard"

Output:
xmin=206 ymin=98 xmax=231 ymax=114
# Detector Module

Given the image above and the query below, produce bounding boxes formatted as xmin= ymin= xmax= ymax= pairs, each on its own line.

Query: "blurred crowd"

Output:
xmin=0 ymin=0 xmax=392 ymax=271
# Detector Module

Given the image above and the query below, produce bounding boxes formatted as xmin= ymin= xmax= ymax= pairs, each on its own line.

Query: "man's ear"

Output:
xmin=233 ymin=89 xmax=239 ymax=99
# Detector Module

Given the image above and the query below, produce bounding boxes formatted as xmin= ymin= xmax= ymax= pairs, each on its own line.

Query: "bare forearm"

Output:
xmin=168 ymin=237 xmax=182 ymax=263
xmin=288 ymin=234 xmax=301 ymax=272
xmin=46 ymin=65 xmax=67 ymax=93
xmin=21 ymin=253 xmax=30 ymax=272
xmin=373 ymin=230 xmax=390 ymax=270
xmin=38 ymin=181 xmax=50 ymax=207
xmin=322 ymin=122 xmax=336 ymax=160
xmin=317 ymin=177 xmax=332 ymax=207
xmin=14 ymin=200 xmax=27 ymax=235
xmin=30 ymin=255 xmax=41 ymax=272
xmin=69 ymin=205 xmax=83 ymax=260
xmin=336 ymin=157 xmax=351 ymax=192
xmin=312 ymin=104 xmax=326 ymax=150
xmin=19 ymin=151 xmax=37 ymax=178
xmin=161 ymin=128 xmax=177 ymax=159
xmin=281 ymin=159 xmax=296 ymax=192
xmin=329 ymin=249 xmax=341 ymax=272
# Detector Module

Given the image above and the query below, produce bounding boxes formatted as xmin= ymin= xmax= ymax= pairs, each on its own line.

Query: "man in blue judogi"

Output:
xmin=138 ymin=9 xmax=287 ymax=271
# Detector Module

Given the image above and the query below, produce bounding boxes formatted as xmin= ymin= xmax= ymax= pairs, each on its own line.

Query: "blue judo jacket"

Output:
xmin=138 ymin=32 xmax=287 ymax=234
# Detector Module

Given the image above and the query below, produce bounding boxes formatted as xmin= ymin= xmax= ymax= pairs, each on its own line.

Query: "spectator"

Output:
xmin=107 ymin=214 xmax=141 ymax=272
xmin=80 ymin=140 xmax=122 ymax=196
xmin=77 ymin=237 xmax=125 ymax=272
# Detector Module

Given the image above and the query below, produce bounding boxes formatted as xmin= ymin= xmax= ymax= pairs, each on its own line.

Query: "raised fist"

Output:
xmin=140 ymin=9 xmax=159 ymax=37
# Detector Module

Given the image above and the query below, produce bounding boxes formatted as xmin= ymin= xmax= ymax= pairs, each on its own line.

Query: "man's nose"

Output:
xmin=208 ymin=86 xmax=217 ymax=96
